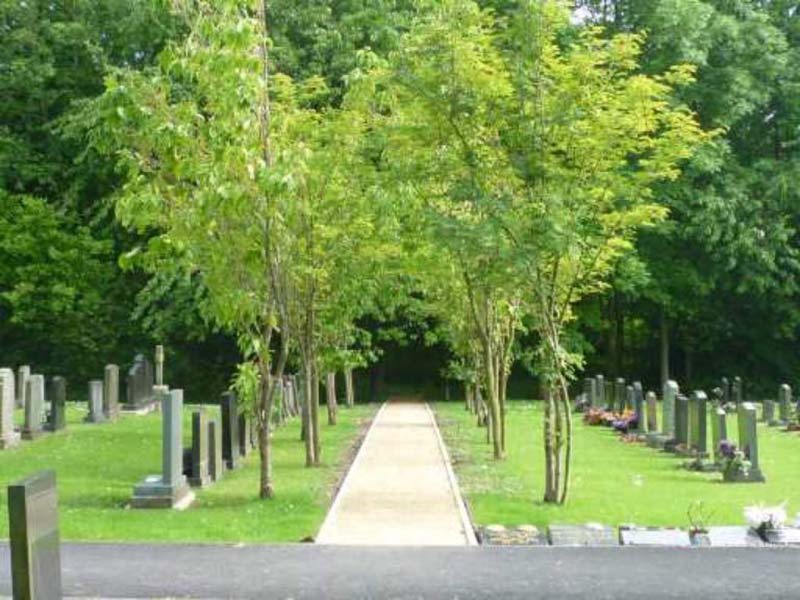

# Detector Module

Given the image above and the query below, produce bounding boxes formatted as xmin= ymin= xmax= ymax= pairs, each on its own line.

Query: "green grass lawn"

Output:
xmin=435 ymin=400 xmax=800 ymax=530
xmin=4 ymin=403 xmax=376 ymax=542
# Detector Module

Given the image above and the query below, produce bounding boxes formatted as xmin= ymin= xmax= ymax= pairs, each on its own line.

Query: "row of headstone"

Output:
xmin=1 ymin=367 xmax=69 ymax=448
xmin=86 ymin=364 xmax=122 ymax=424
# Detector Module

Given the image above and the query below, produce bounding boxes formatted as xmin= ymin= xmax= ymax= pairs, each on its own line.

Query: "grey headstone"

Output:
xmin=620 ymin=527 xmax=691 ymax=547
xmin=16 ymin=365 xmax=30 ymax=410
xmin=86 ymin=380 xmax=105 ymax=424
xmin=763 ymin=400 xmax=776 ymax=424
xmin=221 ymin=392 xmax=239 ymax=470
xmin=604 ymin=381 xmax=613 ymax=410
xmin=126 ymin=354 xmax=155 ymax=409
xmin=711 ymin=407 xmax=727 ymax=462
xmin=155 ymin=345 xmax=164 ymax=387
xmin=595 ymin=375 xmax=605 ymax=408
xmin=131 ymin=388 xmax=193 ymax=509
xmin=674 ymin=395 xmax=689 ymax=447
xmin=208 ymin=418 xmax=224 ymax=482
xmin=778 ymin=384 xmax=791 ymax=424
xmin=190 ymin=409 xmax=210 ymax=488
xmin=692 ymin=391 xmax=708 ymax=456
xmin=103 ymin=364 xmax=120 ymax=420
xmin=548 ymin=524 xmax=617 ymax=547
xmin=632 ymin=383 xmax=644 ymax=432
xmin=22 ymin=375 xmax=45 ymax=440
xmin=9 ymin=470 xmax=62 ymax=600
xmin=737 ymin=402 xmax=764 ymax=481
xmin=663 ymin=380 xmax=678 ymax=436
xmin=0 ymin=369 xmax=20 ymax=448
xmin=47 ymin=377 xmax=66 ymax=432
xmin=646 ymin=391 xmax=658 ymax=433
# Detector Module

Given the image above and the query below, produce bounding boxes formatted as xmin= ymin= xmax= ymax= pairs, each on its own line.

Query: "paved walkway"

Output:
xmin=1 ymin=543 xmax=798 ymax=599
xmin=316 ymin=399 xmax=476 ymax=545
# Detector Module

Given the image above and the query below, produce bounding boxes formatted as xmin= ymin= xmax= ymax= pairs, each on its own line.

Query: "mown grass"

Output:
xmin=435 ymin=400 xmax=800 ymax=529
xmin=3 ymin=403 xmax=376 ymax=542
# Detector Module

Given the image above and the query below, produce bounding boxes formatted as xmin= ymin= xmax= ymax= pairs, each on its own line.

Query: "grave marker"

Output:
xmin=663 ymin=380 xmax=678 ymax=436
xmin=763 ymin=400 xmax=776 ymax=425
xmin=104 ymin=364 xmax=120 ymax=420
xmin=221 ymin=392 xmax=239 ymax=470
xmin=21 ymin=375 xmax=45 ymax=441
xmin=711 ymin=406 xmax=727 ymax=464
xmin=615 ymin=378 xmax=626 ymax=412
xmin=189 ymin=409 xmax=211 ymax=488
xmin=126 ymin=354 xmax=155 ymax=409
xmin=584 ymin=378 xmax=595 ymax=408
xmin=132 ymin=389 xmax=194 ymax=508
xmin=0 ymin=369 xmax=20 ymax=448
xmin=734 ymin=402 xmax=765 ymax=482
xmin=673 ymin=395 xmax=689 ymax=449
xmin=47 ymin=377 xmax=66 ymax=432
xmin=632 ymin=383 xmax=644 ymax=432
xmin=9 ymin=470 xmax=62 ymax=600
xmin=208 ymin=418 xmax=224 ymax=482
xmin=595 ymin=375 xmax=605 ymax=408
xmin=646 ymin=391 xmax=658 ymax=433
xmin=86 ymin=380 xmax=105 ymax=423
xmin=692 ymin=391 xmax=708 ymax=457
xmin=778 ymin=384 xmax=791 ymax=425
xmin=16 ymin=365 xmax=30 ymax=410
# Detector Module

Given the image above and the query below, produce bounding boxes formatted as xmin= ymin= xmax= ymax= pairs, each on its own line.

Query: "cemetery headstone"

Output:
xmin=721 ymin=377 xmax=730 ymax=405
xmin=189 ymin=409 xmax=210 ymax=488
xmin=615 ymin=378 xmax=626 ymax=412
xmin=16 ymin=365 xmax=30 ymax=410
xmin=688 ymin=392 xmax=699 ymax=451
xmin=663 ymin=380 xmax=678 ymax=436
xmin=86 ymin=380 xmax=105 ymax=423
xmin=595 ymin=375 xmax=605 ymax=408
xmin=646 ymin=391 xmax=658 ymax=433
xmin=132 ymin=388 xmax=194 ymax=508
xmin=763 ymin=400 xmax=776 ymax=425
xmin=604 ymin=381 xmax=613 ymax=410
xmin=103 ymin=364 xmax=120 ymax=420
xmin=21 ymin=375 xmax=45 ymax=441
xmin=8 ymin=470 xmax=62 ymax=599
xmin=632 ymin=383 xmax=644 ymax=432
xmin=673 ymin=395 xmax=689 ymax=449
xmin=731 ymin=402 xmax=764 ymax=482
xmin=778 ymin=384 xmax=791 ymax=425
xmin=155 ymin=345 xmax=164 ymax=386
xmin=221 ymin=392 xmax=239 ymax=470
xmin=0 ymin=369 xmax=20 ymax=448
xmin=125 ymin=354 xmax=155 ymax=410
xmin=47 ymin=377 xmax=66 ymax=432
xmin=686 ymin=391 xmax=711 ymax=469
xmin=711 ymin=406 xmax=727 ymax=464
xmin=208 ymin=418 xmax=224 ymax=482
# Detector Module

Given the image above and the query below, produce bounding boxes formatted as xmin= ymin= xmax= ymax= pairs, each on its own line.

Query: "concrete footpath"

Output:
xmin=1 ymin=543 xmax=798 ymax=599
xmin=316 ymin=399 xmax=476 ymax=545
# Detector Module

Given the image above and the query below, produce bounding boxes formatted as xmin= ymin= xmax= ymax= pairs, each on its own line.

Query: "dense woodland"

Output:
xmin=2 ymin=0 xmax=800 ymax=501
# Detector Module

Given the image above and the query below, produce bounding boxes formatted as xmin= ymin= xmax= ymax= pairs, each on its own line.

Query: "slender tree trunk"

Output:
xmin=302 ymin=365 xmax=315 ymax=466
xmin=499 ymin=363 xmax=508 ymax=454
xmin=326 ymin=371 xmax=338 ymax=425
xmin=258 ymin=368 xmax=274 ymax=498
xmin=483 ymin=342 xmax=504 ymax=460
xmin=465 ymin=384 xmax=473 ymax=412
xmin=543 ymin=384 xmax=558 ymax=502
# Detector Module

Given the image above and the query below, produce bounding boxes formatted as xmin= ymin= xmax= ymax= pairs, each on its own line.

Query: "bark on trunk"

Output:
xmin=345 ymin=368 xmax=354 ymax=408
xmin=311 ymin=364 xmax=321 ymax=464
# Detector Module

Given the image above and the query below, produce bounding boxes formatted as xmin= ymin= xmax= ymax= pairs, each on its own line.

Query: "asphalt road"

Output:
xmin=2 ymin=543 xmax=799 ymax=599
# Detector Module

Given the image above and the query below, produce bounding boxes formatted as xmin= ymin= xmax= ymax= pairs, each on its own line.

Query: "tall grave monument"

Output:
xmin=0 ymin=369 xmax=20 ymax=449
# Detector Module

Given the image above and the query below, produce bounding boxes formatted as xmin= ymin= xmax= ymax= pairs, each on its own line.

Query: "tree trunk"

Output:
xmin=326 ymin=371 xmax=338 ymax=425
xmin=483 ymin=342 xmax=504 ymax=460
xmin=543 ymin=384 xmax=558 ymax=502
xmin=345 ymin=368 xmax=354 ymax=408
xmin=465 ymin=384 xmax=473 ymax=412
xmin=302 ymin=366 xmax=315 ymax=466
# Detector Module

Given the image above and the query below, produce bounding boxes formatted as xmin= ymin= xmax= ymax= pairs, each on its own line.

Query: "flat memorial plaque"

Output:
xmin=620 ymin=528 xmax=691 ymax=547
xmin=706 ymin=526 xmax=765 ymax=547
xmin=764 ymin=527 xmax=800 ymax=546
xmin=548 ymin=524 xmax=618 ymax=547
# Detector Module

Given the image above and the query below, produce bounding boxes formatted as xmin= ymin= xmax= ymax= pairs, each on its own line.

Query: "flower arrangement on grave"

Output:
xmin=583 ymin=407 xmax=612 ymax=426
xmin=612 ymin=410 xmax=638 ymax=433
xmin=719 ymin=440 xmax=751 ymax=481
xmin=744 ymin=503 xmax=787 ymax=539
